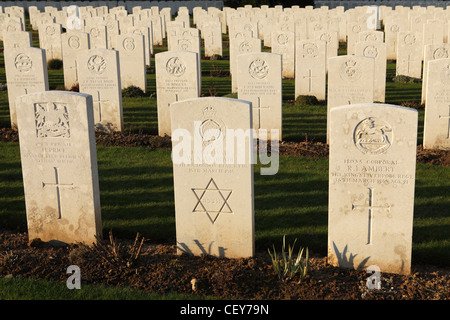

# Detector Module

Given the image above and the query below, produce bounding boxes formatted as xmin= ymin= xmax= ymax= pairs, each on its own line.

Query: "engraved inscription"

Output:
xmin=35 ymin=102 xmax=70 ymax=138
xmin=353 ymin=117 xmax=393 ymax=155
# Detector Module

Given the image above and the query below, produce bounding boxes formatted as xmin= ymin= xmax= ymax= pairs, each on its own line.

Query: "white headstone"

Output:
xmin=115 ymin=33 xmax=147 ymax=92
xmin=4 ymin=47 xmax=49 ymax=128
xmin=328 ymin=103 xmax=418 ymax=275
xmin=16 ymin=91 xmax=102 ymax=245
xmin=155 ymin=50 xmax=200 ymax=137
xmin=170 ymin=97 xmax=254 ymax=258
xmin=424 ymin=58 xmax=450 ymax=150
xmin=237 ymin=52 xmax=282 ymax=140
xmin=327 ymin=55 xmax=375 ymax=142
xmin=295 ymin=39 xmax=327 ymax=101
xmin=77 ymin=48 xmax=124 ymax=133
xmin=62 ymin=30 xmax=90 ymax=90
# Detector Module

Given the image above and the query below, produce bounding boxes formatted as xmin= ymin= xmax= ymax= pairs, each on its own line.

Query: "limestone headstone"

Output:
xmin=237 ymin=52 xmax=282 ymax=140
xmin=421 ymin=44 xmax=450 ymax=104
xmin=38 ymin=22 xmax=63 ymax=61
xmin=396 ymin=31 xmax=423 ymax=79
xmin=115 ymin=33 xmax=147 ymax=92
xmin=4 ymin=47 xmax=49 ymax=128
xmin=2 ymin=30 xmax=32 ymax=50
xmin=424 ymin=58 xmax=450 ymax=150
xmin=170 ymin=97 xmax=254 ymax=258
xmin=328 ymin=103 xmax=418 ymax=275
xmin=77 ymin=49 xmax=123 ymax=133
xmin=355 ymin=41 xmax=387 ymax=103
xmin=62 ymin=30 xmax=90 ymax=90
xmin=271 ymin=30 xmax=295 ymax=78
xmin=85 ymin=24 xmax=108 ymax=49
xmin=230 ymin=36 xmax=262 ymax=93
xmin=155 ymin=50 xmax=199 ymax=137
xmin=16 ymin=91 xmax=102 ymax=245
xmin=295 ymin=39 xmax=327 ymax=101
xmin=327 ymin=55 xmax=375 ymax=142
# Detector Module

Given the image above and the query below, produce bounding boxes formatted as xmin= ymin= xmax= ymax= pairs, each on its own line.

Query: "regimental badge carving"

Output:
xmin=178 ymin=39 xmax=192 ymax=50
xmin=353 ymin=117 xmax=393 ymax=155
xmin=199 ymin=105 xmax=225 ymax=144
xmin=46 ymin=26 xmax=56 ymax=36
xmin=238 ymin=40 xmax=252 ymax=54
xmin=89 ymin=27 xmax=100 ymax=38
xmin=363 ymin=45 xmax=379 ymax=58
xmin=277 ymin=33 xmax=289 ymax=45
xmin=339 ymin=59 xmax=362 ymax=82
xmin=352 ymin=24 xmax=361 ymax=33
xmin=87 ymin=55 xmax=106 ymax=74
xmin=403 ymin=34 xmax=416 ymax=45
xmin=439 ymin=63 xmax=450 ymax=85
xmin=166 ymin=57 xmax=186 ymax=77
xmin=363 ymin=34 xmax=378 ymax=42
xmin=123 ymin=37 xmax=135 ymax=51
xmin=302 ymin=43 xmax=318 ymax=58
xmin=14 ymin=53 xmax=32 ymax=73
xmin=68 ymin=36 xmax=80 ymax=49
xmin=319 ymin=33 xmax=332 ymax=43
xmin=390 ymin=25 xmax=399 ymax=32
xmin=192 ymin=178 xmax=233 ymax=224
xmin=34 ymin=102 xmax=71 ymax=138
xmin=433 ymin=47 xmax=449 ymax=60
xmin=248 ymin=58 xmax=269 ymax=80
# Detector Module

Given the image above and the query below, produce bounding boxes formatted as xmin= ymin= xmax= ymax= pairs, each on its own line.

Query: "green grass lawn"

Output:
xmin=0 ymin=20 xmax=449 ymax=300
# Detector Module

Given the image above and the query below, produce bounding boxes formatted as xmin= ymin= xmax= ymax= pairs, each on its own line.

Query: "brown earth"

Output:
xmin=1 ymin=128 xmax=449 ymax=300
xmin=0 ymin=230 xmax=449 ymax=300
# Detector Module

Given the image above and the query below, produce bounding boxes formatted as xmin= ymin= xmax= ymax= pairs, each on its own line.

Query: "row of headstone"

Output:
xmin=14 ymin=88 xmax=419 ymax=275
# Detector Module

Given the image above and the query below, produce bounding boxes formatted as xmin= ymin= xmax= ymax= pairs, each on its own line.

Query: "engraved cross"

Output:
xmin=42 ymin=167 xmax=74 ymax=219
xmin=253 ymin=97 xmax=270 ymax=130
xmin=94 ymin=91 xmax=109 ymax=122
xmin=352 ymin=187 xmax=391 ymax=245
xmin=303 ymin=69 xmax=317 ymax=92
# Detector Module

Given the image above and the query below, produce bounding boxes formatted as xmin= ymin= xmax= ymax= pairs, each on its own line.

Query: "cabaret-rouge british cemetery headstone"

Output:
xmin=170 ymin=97 xmax=255 ymax=258
xmin=237 ymin=52 xmax=282 ymax=141
xmin=328 ymin=103 xmax=418 ymax=275
xmin=424 ymin=58 xmax=450 ymax=150
xmin=77 ymin=48 xmax=124 ymax=133
xmin=155 ymin=50 xmax=199 ymax=137
xmin=4 ymin=47 xmax=49 ymax=129
xmin=16 ymin=91 xmax=102 ymax=245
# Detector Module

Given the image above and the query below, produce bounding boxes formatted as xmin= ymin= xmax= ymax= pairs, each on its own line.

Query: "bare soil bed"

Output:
xmin=0 ymin=230 xmax=449 ymax=300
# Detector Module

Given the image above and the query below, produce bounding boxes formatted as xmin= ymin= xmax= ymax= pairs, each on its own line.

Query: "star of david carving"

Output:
xmin=192 ymin=178 xmax=232 ymax=224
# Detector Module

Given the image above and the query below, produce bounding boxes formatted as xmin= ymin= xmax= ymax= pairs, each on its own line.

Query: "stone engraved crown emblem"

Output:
xmin=353 ymin=117 xmax=393 ymax=155
xmin=87 ymin=55 xmax=106 ymax=74
xmin=248 ymin=58 xmax=269 ymax=80
xmin=14 ymin=53 xmax=32 ymax=73
xmin=34 ymin=102 xmax=71 ymax=138
xmin=340 ymin=59 xmax=362 ymax=82
xmin=200 ymin=105 xmax=223 ymax=143
xmin=166 ymin=56 xmax=186 ymax=77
